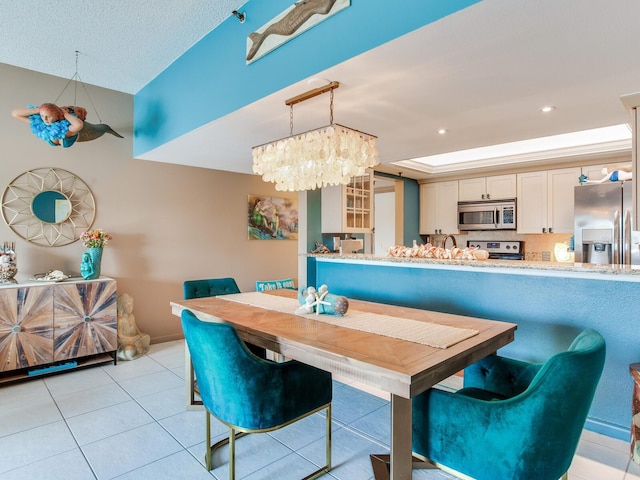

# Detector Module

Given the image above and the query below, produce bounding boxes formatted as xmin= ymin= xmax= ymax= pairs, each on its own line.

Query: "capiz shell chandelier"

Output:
xmin=252 ymin=81 xmax=378 ymax=192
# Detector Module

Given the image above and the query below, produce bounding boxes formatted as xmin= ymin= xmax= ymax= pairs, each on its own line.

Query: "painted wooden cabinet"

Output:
xmin=322 ymin=171 xmax=373 ymax=233
xmin=458 ymin=174 xmax=516 ymax=201
xmin=517 ymin=167 xmax=580 ymax=234
xmin=0 ymin=278 xmax=117 ymax=379
xmin=419 ymin=181 xmax=459 ymax=235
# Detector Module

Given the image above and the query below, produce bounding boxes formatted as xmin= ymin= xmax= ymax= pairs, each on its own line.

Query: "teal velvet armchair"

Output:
xmin=183 ymin=277 xmax=265 ymax=358
xmin=412 ymin=329 xmax=606 ymax=480
xmin=183 ymin=277 xmax=240 ymax=299
xmin=181 ymin=309 xmax=332 ymax=480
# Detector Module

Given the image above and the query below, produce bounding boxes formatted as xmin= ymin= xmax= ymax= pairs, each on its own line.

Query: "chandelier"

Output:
xmin=252 ymin=81 xmax=379 ymax=192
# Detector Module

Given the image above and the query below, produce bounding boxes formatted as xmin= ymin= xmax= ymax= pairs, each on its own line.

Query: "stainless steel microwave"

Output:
xmin=457 ymin=199 xmax=516 ymax=230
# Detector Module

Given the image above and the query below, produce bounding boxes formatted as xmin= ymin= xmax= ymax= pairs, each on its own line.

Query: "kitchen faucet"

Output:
xmin=443 ymin=234 xmax=457 ymax=250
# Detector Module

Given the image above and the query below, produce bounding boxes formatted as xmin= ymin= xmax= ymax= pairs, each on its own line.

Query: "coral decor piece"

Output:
xmin=0 ymin=242 xmax=17 ymax=283
xmin=296 ymin=285 xmax=349 ymax=316
xmin=387 ymin=243 xmax=490 ymax=260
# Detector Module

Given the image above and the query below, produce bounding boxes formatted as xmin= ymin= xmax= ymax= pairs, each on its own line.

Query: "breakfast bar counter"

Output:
xmin=305 ymin=253 xmax=640 ymax=441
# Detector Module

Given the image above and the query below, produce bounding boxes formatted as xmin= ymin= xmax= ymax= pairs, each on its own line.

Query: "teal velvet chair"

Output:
xmin=412 ymin=329 xmax=606 ymax=480
xmin=183 ymin=277 xmax=265 ymax=358
xmin=181 ymin=309 xmax=332 ymax=480
xmin=183 ymin=277 xmax=241 ymax=299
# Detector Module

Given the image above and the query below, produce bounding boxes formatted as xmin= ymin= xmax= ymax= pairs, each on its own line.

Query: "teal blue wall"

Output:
xmin=133 ymin=0 xmax=482 ymax=155
xmin=310 ymin=258 xmax=638 ymax=442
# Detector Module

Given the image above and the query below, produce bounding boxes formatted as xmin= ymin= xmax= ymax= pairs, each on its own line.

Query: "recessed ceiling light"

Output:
xmin=437 ymin=129 xmax=447 ymax=135
xmin=540 ymin=105 xmax=556 ymax=113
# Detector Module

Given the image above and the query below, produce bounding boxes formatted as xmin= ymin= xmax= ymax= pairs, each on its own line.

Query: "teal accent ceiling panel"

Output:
xmin=134 ymin=0 xmax=481 ymax=156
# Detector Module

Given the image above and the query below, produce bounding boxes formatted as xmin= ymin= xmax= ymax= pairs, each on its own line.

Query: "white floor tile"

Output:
xmin=267 ymin=411 xmax=335 ymax=452
xmin=0 ymin=387 xmax=62 ymax=437
xmin=0 ymin=448 xmax=95 ymax=480
xmin=243 ymin=452 xmax=325 ymax=480
xmin=44 ymin=367 xmax=116 ymax=398
xmin=66 ymin=400 xmax=154 ymax=446
xmin=81 ymin=422 xmax=183 ymax=479
xmin=145 ymin=341 xmax=185 ymax=370
xmin=54 ymin=382 xmax=131 ymax=419
xmin=135 ymin=385 xmax=187 ymax=420
xmin=0 ymin=380 xmax=48 ymax=408
xmin=0 ymin=421 xmax=77 ymax=474
xmin=158 ymin=409 xmax=207 ymax=448
xmin=195 ymin=429 xmax=295 ymax=480
xmin=113 ymin=450 xmax=212 ymax=480
xmin=298 ymin=427 xmax=386 ymax=480
xmin=100 ymin=356 xmax=166 ymax=382
xmin=116 ymin=370 xmax=183 ymax=398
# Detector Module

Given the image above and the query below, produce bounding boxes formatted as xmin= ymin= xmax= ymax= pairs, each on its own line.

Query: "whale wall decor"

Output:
xmin=246 ymin=0 xmax=350 ymax=65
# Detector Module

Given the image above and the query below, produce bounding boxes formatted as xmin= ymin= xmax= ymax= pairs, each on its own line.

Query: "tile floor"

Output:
xmin=0 ymin=340 xmax=639 ymax=479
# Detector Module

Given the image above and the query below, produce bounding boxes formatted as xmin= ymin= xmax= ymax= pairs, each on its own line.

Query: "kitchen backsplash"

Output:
xmin=425 ymin=231 xmax=573 ymax=262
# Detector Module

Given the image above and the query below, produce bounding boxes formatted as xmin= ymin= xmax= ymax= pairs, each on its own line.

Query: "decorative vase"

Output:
xmin=80 ymin=247 xmax=103 ymax=280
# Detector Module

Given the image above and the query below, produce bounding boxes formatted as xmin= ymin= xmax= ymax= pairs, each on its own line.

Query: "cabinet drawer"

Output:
xmin=0 ymin=286 xmax=54 ymax=371
xmin=53 ymin=281 xmax=117 ymax=361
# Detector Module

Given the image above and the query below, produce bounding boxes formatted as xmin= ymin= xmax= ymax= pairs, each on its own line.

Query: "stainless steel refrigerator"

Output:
xmin=574 ymin=181 xmax=640 ymax=265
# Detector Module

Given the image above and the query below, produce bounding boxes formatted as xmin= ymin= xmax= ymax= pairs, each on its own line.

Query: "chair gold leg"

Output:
xmin=561 ymin=473 xmax=568 ymax=480
xmin=205 ymin=411 xmax=212 ymax=470
xmin=229 ymin=427 xmax=236 ymax=480
xmin=301 ymin=404 xmax=332 ymax=480
xmin=326 ymin=403 xmax=332 ymax=470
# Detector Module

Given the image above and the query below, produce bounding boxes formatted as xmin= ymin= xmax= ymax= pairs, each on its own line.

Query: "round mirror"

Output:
xmin=32 ymin=190 xmax=72 ymax=224
xmin=2 ymin=168 xmax=95 ymax=247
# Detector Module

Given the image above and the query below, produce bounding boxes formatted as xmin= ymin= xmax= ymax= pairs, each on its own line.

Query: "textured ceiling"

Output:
xmin=2 ymin=1 xmax=640 ymax=179
xmin=0 ymin=0 xmax=247 ymax=94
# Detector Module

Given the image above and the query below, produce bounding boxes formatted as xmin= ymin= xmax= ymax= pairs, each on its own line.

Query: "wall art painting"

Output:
xmin=246 ymin=0 xmax=350 ymax=64
xmin=248 ymin=195 xmax=298 ymax=240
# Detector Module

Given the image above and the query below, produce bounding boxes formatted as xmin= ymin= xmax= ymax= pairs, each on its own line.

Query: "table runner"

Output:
xmin=218 ymin=292 xmax=478 ymax=349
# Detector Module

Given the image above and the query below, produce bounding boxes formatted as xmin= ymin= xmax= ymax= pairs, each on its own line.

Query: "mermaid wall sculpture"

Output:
xmin=11 ymin=103 xmax=123 ymax=148
xmin=246 ymin=0 xmax=349 ymax=64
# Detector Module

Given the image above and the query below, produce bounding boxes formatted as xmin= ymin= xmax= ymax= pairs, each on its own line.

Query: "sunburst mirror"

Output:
xmin=2 ymin=168 xmax=95 ymax=247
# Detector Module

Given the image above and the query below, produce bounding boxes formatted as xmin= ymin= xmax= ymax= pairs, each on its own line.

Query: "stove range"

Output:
xmin=467 ymin=240 xmax=524 ymax=261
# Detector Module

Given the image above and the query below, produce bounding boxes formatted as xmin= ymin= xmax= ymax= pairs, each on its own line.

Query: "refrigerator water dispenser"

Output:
xmin=581 ymin=229 xmax=612 ymax=265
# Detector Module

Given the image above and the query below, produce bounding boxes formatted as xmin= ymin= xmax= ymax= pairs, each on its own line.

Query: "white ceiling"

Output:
xmin=2 ymin=0 xmax=640 ymax=180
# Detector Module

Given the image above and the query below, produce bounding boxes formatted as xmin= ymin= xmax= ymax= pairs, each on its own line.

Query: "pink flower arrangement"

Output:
xmin=80 ymin=229 xmax=112 ymax=248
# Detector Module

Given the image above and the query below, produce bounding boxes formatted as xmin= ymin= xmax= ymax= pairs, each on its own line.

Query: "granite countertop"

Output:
xmin=305 ymin=253 xmax=640 ymax=276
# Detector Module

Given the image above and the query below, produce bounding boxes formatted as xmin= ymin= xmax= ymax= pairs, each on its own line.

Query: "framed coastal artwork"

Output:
xmin=246 ymin=0 xmax=350 ymax=64
xmin=248 ymin=195 xmax=299 ymax=240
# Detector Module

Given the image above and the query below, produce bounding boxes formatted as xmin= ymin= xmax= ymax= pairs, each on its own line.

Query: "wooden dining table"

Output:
xmin=170 ymin=290 xmax=516 ymax=480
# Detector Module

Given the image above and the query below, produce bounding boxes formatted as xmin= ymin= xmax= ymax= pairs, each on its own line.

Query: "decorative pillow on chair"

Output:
xmin=256 ymin=278 xmax=296 ymax=291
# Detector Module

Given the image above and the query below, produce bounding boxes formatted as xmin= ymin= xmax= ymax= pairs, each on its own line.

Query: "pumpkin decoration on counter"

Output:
xmin=387 ymin=243 xmax=489 ymax=260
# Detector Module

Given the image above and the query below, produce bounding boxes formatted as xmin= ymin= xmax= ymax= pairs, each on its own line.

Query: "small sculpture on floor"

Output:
xmin=117 ymin=293 xmax=150 ymax=361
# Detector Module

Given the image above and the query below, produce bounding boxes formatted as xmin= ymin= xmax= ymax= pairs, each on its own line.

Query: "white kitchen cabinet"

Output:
xmin=458 ymin=174 xmax=516 ymax=201
xmin=419 ymin=181 xmax=459 ymax=235
xmin=517 ymin=167 xmax=580 ymax=234
xmin=321 ymin=171 xmax=373 ymax=233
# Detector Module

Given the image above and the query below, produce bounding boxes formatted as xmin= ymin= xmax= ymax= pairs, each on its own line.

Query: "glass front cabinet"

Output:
xmin=321 ymin=170 xmax=373 ymax=233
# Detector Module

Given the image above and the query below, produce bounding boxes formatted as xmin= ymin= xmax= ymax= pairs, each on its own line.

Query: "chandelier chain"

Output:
xmin=329 ymin=88 xmax=334 ymax=125
xmin=290 ymin=104 xmax=294 ymax=136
